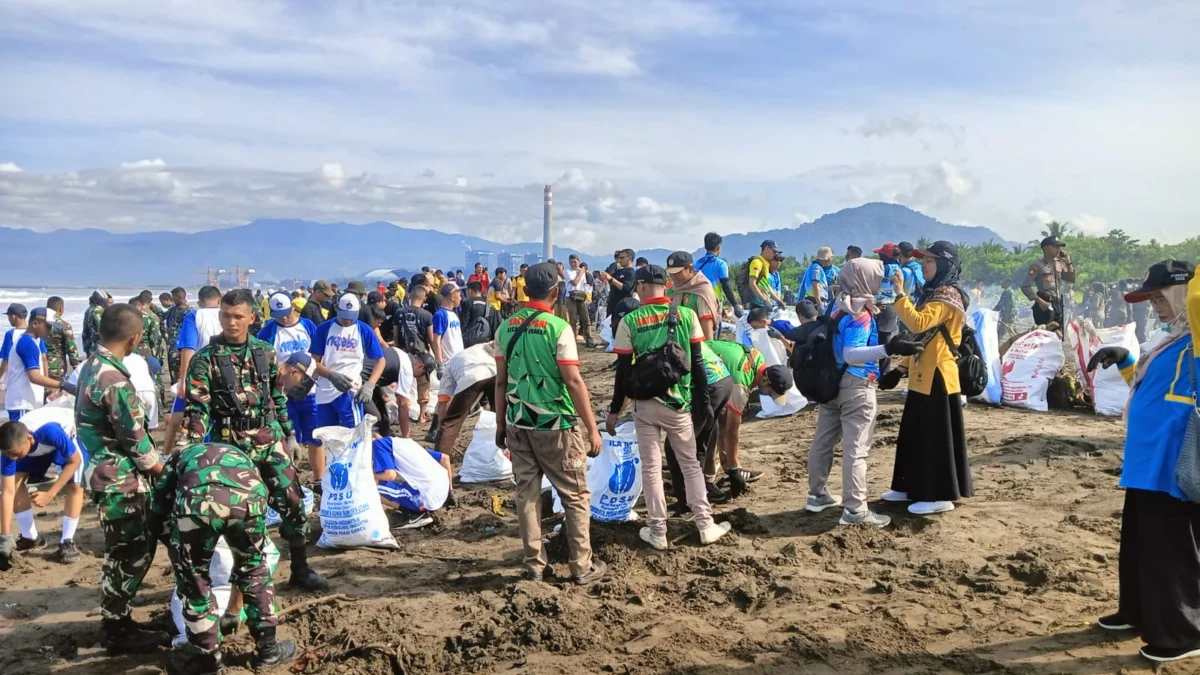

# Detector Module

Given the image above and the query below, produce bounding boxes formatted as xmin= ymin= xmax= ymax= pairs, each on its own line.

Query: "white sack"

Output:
xmin=1000 ymin=330 xmax=1064 ymax=412
xmin=315 ymin=417 xmax=398 ymax=549
xmin=750 ymin=328 xmax=808 ymax=417
xmin=458 ymin=411 xmax=513 ymax=483
xmin=588 ymin=423 xmax=642 ymax=522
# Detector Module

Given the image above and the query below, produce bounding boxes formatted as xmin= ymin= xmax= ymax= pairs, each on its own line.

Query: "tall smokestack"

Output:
xmin=543 ymin=184 xmax=553 ymax=262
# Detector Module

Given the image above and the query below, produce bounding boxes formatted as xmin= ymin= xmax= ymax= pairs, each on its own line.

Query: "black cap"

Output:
xmin=897 ymin=241 xmax=915 ymax=256
xmin=1124 ymin=259 xmax=1195 ymax=303
xmin=665 ymin=251 xmax=693 ymax=272
xmin=413 ymin=352 xmax=437 ymax=375
xmin=1040 ymin=236 xmax=1066 ymax=248
xmin=524 ymin=262 xmax=560 ymax=298
xmin=367 ymin=291 xmax=385 ymax=304
xmin=764 ymin=365 xmax=793 ymax=402
xmin=760 ymin=239 xmax=778 ymax=250
xmin=911 ymin=240 xmax=959 ymax=263
xmin=5 ymin=303 xmax=27 ymax=317
xmin=636 ymin=264 xmax=668 ymax=285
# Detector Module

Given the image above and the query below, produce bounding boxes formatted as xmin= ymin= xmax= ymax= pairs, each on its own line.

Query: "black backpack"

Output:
xmin=462 ymin=299 xmax=498 ymax=348
xmin=734 ymin=256 xmax=757 ymax=306
xmin=393 ymin=306 xmax=428 ymax=354
xmin=938 ymin=323 xmax=988 ymax=397
xmin=790 ymin=311 xmax=848 ymax=404
xmin=624 ymin=305 xmax=691 ymax=400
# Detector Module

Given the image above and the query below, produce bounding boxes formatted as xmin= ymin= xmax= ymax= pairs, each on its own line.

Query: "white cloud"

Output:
xmin=119 ymin=158 xmax=167 ymax=169
xmin=0 ymin=162 xmax=23 ymax=173
xmin=791 ymin=211 xmax=813 ymax=225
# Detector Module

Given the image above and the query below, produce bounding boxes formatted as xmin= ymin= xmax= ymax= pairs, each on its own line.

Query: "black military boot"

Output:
xmin=422 ymin=414 xmax=440 ymax=443
xmin=253 ymin=626 xmax=298 ymax=668
xmin=286 ymin=539 xmax=328 ymax=591
xmin=726 ymin=467 xmax=750 ymax=499
xmin=165 ymin=647 xmax=222 ymax=675
xmin=101 ymin=615 xmax=170 ymax=654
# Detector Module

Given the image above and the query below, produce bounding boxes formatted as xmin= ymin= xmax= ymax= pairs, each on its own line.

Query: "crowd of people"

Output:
xmin=0 ymin=229 xmax=1196 ymax=669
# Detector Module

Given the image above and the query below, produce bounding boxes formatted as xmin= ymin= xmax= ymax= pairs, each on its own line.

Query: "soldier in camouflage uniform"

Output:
xmin=81 ymin=289 xmax=112 ymax=358
xmin=74 ymin=303 xmax=170 ymax=653
xmin=132 ymin=295 xmax=166 ymax=363
xmin=164 ymin=288 xmax=191 ymax=383
xmin=148 ymin=443 xmax=296 ymax=674
xmin=180 ymin=289 xmax=327 ymax=590
xmin=45 ymin=296 xmax=81 ymax=381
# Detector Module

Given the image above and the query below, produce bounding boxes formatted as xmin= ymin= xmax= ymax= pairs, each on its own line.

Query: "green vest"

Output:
xmin=619 ymin=300 xmax=701 ymax=411
xmin=495 ymin=305 xmax=578 ymax=430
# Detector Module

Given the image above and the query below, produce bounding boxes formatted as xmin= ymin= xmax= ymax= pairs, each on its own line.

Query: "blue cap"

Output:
xmin=268 ymin=292 xmax=294 ymax=319
xmin=336 ymin=293 xmax=361 ymax=321
xmin=760 ymin=240 xmax=778 ymax=250
xmin=29 ymin=307 xmax=48 ymax=321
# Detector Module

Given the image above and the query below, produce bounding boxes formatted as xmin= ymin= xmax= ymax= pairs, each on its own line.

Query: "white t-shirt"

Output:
xmin=432 ymin=308 xmax=464 ymax=362
xmin=1 ymin=329 xmax=46 ymax=412
xmin=122 ymin=353 xmax=161 ymax=429
xmin=565 ymin=268 xmax=591 ymax=295
xmin=439 ymin=343 xmax=497 ymax=399
xmin=391 ymin=347 xmax=415 ymax=403
xmin=257 ymin=318 xmax=317 ymax=364
xmin=310 ymin=320 xmax=384 ymax=405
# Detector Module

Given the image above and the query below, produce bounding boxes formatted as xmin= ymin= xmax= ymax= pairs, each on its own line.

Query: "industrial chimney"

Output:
xmin=543 ymin=184 xmax=553 ymax=262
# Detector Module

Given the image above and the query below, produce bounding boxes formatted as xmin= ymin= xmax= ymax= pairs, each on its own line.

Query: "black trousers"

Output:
xmin=665 ymin=378 xmax=734 ymax=503
xmin=1119 ymin=488 xmax=1200 ymax=649
xmin=1032 ymin=299 xmax=1063 ymax=327
xmin=433 ymin=378 xmax=496 ymax=455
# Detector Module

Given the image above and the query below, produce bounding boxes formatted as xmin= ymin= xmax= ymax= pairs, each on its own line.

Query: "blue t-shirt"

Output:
xmin=771 ymin=319 xmax=796 ymax=335
xmin=903 ymin=261 xmax=924 ymax=295
xmin=175 ymin=310 xmax=199 ymax=350
xmin=15 ymin=333 xmax=46 ymax=371
xmin=877 ymin=262 xmax=901 ymax=305
xmin=371 ymin=437 xmax=443 ymax=511
xmin=769 ymin=271 xmax=782 ymax=295
xmin=0 ymin=329 xmax=42 ymax=361
xmin=798 ymin=263 xmax=830 ymax=304
xmin=833 ymin=311 xmax=880 ymax=381
xmin=0 ymin=421 xmax=79 ymax=477
xmin=1120 ymin=339 xmax=1198 ymax=500
xmin=695 ymin=253 xmax=730 ymax=289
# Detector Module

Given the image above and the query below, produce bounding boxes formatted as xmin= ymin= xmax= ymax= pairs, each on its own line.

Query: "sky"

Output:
xmin=1 ymin=0 xmax=1197 ymax=253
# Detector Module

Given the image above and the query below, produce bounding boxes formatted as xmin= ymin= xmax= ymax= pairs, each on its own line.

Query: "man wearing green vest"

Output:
xmin=607 ymin=264 xmax=733 ymax=550
xmin=494 ymin=263 xmax=608 ymax=585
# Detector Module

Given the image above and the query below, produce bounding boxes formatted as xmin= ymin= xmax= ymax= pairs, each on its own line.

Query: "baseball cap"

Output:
xmin=268 ymin=292 xmax=294 ymax=319
xmin=665 ymin=251 xmax=694 ymax=273
xmin=760 ymin=239 xmax=778 ymax=251
xmin=412 ymin=352 xmax=437 ymax=375
xmin=312 ymin=279 xmax=332 ymax=294
xmin=1124 ymin=259 xmax=1195 ymax=303
xmin=1040 ymin=236 xmax=1066 ymax=248
xmin=897 ymin=241 xmax=916 ymax=257
xmin=346 ymin=281 xmax=367 ymax=295
xmin=440 ymin=283 xmax=460 ymax=298
xmin=763 ymin=365 xmax=794 ymax=405
xmin=29 ymin=307 xmax=48 ymax=321
xmin=636 ymin=264 xmax=668 ymax=285
xmin=909 ymin=240 xmax=959 ymax=263
xmin=284 ymin=351 xmax=317 ymax=377
xmin=874 ymin=243 xmax=899 ymax=257
xmin=524 ymin=262 xmax=559 ymax=298
xmin=336 ymin=293 xmax=361 ymax=321
xmin=367 ymin=291 xmax=385 ymax=304
xmin=5 ymin=303 xmax=28 ymax=317
xmin=816 ymin=246 xmax=834 ymax=261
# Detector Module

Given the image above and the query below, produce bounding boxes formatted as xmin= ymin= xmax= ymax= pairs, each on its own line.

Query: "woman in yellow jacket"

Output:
xmin=878 ymin=240 xmax=974 ymax=515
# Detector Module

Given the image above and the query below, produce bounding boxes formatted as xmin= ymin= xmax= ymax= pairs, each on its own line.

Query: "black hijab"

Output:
xmin=916 ymin=241 xmax=969 ymax=312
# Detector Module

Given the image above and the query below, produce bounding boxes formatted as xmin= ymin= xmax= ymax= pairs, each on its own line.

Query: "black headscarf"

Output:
xmin=916 ymin=241 xmax=969 ymax=313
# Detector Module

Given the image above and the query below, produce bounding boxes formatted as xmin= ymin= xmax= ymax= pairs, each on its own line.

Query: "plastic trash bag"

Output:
xmin=314 ymin=417 xmax=398 ymax=549
xmin=1000 ymin=330 xmax=1065 ymax=412
xmin=458 ymin=411 xmax=514 ymax=483
xmin=170 ymin=536 xmax=279 ymax=647
xmin=587 ymin=423 xmax=642 ymax=522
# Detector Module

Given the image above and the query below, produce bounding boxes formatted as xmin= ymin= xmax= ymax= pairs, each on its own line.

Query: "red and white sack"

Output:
xmin=1067 ymin=320 xmax=1139 ymax=416
xmin=1000 ymin=330 xmax=1064 ymax=412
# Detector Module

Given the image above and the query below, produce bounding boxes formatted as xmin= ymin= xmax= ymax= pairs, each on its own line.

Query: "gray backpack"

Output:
xmin=1174 ymin=346 xmax=1200 ymax=502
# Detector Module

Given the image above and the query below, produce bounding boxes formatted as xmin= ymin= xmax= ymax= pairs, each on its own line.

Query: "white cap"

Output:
xmin=269 ymin=292 xmax=294 ymax=319
xmin=336 ymin=293 xmax=361 ymax=322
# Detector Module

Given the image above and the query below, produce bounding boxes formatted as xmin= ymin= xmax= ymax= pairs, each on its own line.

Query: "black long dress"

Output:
xmin=1119 ymin=488 xmax=1200 ymax=649
xmin=890 ymin=370 xmax=973 ymax=502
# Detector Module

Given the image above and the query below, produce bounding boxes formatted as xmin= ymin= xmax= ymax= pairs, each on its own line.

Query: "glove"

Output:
xmin=0 ymin=534 xmax=15 ymax=571
xmin=327 ymin=372 xmax=354 ymax=393
xmin=288 ymin=435 xmax=304 ymax=457
xmin=436 ymin=363 xmax=445 ymax=380
xmin=60 ymin=380 xmax=78 ymax=396
xmin=355 ymin=381 xmax=376 ymax=405
xmin=878 ymin=369 xmax=904 ymax=391
xmin=1087 ymin=347 xmax=1131 ymax=372
xmin=733 ymin=305 xmax=744 ymax=318
xmin=885 ymin=335 xmax=923 ymax=357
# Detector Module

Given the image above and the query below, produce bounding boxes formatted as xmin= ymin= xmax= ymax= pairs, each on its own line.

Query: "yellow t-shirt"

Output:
xmin=395 ymin=287 xmax=406 ymax=303
xmin=514 ymin=276 xmax=529 ymax=303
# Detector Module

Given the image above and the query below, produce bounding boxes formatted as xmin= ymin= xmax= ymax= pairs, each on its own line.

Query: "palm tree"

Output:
xmin=978 ymin=240 xmax=1005 ymax=256
xmin=1040 ymin=220 xmax=1073 ymax=239
xmin=1011 ymin=243 xmax=1027 ymax=255
xmin=916 ymin=237 xmax=932 ymax=251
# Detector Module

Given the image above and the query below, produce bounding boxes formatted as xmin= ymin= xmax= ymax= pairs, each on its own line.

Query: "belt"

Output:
xmin=213 ymin=416 xmax=268 ymax=432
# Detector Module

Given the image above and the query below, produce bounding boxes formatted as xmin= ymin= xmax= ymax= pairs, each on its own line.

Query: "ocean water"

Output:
xmin=0 ymin=287 xmax=201 ymax=330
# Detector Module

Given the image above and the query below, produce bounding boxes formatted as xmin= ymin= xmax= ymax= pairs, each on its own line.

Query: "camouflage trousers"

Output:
xmin=170 ymin=511 xmax=279 ymax=654
xmin=168 ymin=349 xmax=181 ymax=384
xmin=96 ymin=494 xmax=157 ymax=621
xmin=249 ymin=441 xmax=308 ymax=542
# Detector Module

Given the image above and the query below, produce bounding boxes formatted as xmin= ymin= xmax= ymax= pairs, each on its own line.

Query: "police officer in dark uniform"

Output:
xmin=1021 ymin=236 xmax=1077 ymax=327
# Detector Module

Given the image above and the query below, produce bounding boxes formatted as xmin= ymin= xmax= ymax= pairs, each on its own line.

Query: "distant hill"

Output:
xmin=0 ymin=204 xmax=1006 ymax=286
xmin=711 ymin=202 xmax=1009 ymax=263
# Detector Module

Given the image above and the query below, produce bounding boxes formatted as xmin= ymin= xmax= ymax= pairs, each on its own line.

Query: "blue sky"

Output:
xmin=1 ymin=0 xmax=1197 ymax=252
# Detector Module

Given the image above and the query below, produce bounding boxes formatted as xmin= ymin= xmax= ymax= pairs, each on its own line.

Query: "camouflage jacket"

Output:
xmin=137 ymin=307 xmax=165 ymax=361
xmin=76 ymin=347 xmax=161 ymax=499
xmin=181 ymin=335 xmax=293 ymax=458
xmin=164 ymin=304 xmax=191 ymax=354
xmin=81 ymin=304 xmax=105 ymax=358
xmin=45 ymin=319 xmax=81 ymax=378
xmin=148 ymin=443 xmax=267 ymax=535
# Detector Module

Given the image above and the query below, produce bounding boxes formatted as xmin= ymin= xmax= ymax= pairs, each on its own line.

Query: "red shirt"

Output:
xmin=468 ymin=272 xmax=490 ymax=287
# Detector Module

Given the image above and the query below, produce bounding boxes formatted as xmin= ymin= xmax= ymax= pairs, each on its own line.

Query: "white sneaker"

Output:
xmin=698 ymin=521 xmax=733 ymax=546
xmin=839 ymin=508 xmax=891 ymax=528
xmin=907 ymin=501 xmax=954 ymax=515
xmin=805 ymin=493 xmax=842 ymax=513
xmin=881 ymin=490 xmax=909 ymax=502
xmin=639 ymin=527 xmax=669 ymax=550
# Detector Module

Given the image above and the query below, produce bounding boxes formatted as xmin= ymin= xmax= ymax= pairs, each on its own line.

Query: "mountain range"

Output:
xmin=0 ymin=202 xmax=1008 ymax=286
